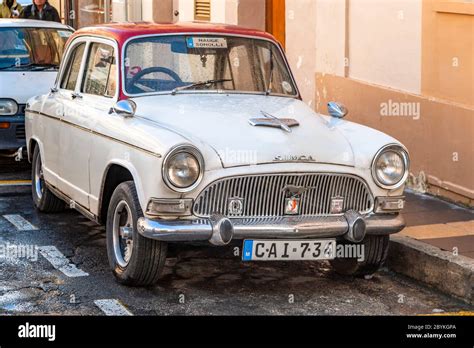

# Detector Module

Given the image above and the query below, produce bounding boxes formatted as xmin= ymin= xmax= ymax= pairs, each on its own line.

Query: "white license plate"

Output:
xmin=242 ymin=239 xmax=336 ymax=261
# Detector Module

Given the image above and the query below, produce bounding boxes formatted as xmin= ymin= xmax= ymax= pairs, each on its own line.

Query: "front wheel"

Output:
xmin=106 ymin=181 xmax=167 ymax=286
xmin=329 ymin=235 xmax=390 ymax=277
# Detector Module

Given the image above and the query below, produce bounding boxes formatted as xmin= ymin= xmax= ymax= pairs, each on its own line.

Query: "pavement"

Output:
xmin=401 ymin=190 xmax=474 ymax=259
xmin=0 ymin=156 xmax=473 ymax=315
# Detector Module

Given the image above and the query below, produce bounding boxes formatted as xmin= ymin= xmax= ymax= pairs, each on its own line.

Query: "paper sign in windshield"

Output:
xmin=186 ymin=37 xmax=228 ymax=49
xmin=58 ymin=30 xmax=73 ymax=38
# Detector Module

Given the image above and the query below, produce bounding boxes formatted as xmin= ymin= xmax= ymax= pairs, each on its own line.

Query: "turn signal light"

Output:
xmin=0 ymin=122 xmax=11 ymax=129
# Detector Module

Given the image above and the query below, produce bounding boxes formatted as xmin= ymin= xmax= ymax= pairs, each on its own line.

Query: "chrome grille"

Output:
xmin=193 ymin=173 xmax=374 ymax=218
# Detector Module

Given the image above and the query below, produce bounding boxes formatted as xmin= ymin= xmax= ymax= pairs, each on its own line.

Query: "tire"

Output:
xmin=31 ymin=146 xmax=65 ymax=213
xmin=329 ymin=235 xmax=390 ymax=277
xmin=106 ymin=181 xmax=167 ymax=286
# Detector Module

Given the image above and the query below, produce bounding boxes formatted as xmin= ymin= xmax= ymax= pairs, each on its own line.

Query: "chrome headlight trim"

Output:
xmin=0 ymin=98 xmax=18 ymax=116
xmin=162 ymin=144 xmax=204 ymax=193
xmin=371 ymin=144 xmax=410 ymax=190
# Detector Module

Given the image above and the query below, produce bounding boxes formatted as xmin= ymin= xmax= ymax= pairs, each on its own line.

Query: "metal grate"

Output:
xmin=15 ymin=125 xmax=25 ymax=140
xmin=193 ymin=173 xmax=374 ymax=218
xmin=195 ymin=0 xmax=211 ymax=21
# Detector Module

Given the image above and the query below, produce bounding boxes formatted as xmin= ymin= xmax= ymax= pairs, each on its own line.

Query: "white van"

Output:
xmin=0 ymin=19 xmax=73 ymax=155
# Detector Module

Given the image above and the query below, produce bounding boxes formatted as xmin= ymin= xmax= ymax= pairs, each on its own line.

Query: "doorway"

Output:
xmin=265 ymin=0 xmax=286 ymax=49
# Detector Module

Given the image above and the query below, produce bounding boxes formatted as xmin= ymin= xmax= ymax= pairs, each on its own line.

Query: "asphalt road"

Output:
xmin=0 ymin=157 xmax=473 ymax=316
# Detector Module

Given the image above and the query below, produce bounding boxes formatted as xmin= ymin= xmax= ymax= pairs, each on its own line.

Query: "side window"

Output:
xmin=60 ymin=43 xmax=85 ymax=91
xmin=82 ymin=43 xmax=116 ymax=97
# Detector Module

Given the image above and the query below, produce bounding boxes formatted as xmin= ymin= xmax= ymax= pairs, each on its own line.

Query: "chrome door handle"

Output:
xmin=71 ymin=92 xmax=82 ymax=99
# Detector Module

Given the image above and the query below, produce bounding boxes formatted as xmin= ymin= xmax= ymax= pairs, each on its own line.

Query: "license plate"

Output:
xmin=242 ymin=239 xmax=336 ymax=261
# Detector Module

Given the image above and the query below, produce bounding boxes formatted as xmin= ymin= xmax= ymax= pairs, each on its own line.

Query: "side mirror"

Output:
xmin=110 ymin=100 xmax=136 ymax=118
xmin=327 ymin=102 xmax=348 ymax=119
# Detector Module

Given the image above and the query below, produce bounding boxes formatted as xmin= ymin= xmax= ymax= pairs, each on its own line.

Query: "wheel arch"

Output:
xmin=98 ymin=161 xmax=145 ymax=224
xmin=28 ymin=137 xmax=41 ymax=163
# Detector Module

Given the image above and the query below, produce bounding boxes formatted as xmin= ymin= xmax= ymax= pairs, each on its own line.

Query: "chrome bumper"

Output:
xmin=137 ymin=213 xmax=405 ymax=245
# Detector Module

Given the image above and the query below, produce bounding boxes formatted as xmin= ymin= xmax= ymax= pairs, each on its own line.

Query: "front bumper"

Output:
xmin=137 ymin=213 xmax=405 ymax=245
xmin=0 ymin=116 xmax=26 ymax=151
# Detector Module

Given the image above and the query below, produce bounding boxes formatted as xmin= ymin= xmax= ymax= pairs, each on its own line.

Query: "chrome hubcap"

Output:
xmin=112 ymin=200 xmax=134 ymax=267
xmin=34 ymin=154 xmax=44 ymax=200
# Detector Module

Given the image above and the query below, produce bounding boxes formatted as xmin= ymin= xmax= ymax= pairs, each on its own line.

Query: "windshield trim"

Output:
xmin=121 ymin=32 xmax=301 ymax=100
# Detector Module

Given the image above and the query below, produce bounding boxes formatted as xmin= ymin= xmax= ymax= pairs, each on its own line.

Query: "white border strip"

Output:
xmin=39 ymin=246 xmax=89 ymax=277
xmin=3 ymin=214 xmax=38 ymax=231
xmin=94 ymin=299 xmax=133 ymax=316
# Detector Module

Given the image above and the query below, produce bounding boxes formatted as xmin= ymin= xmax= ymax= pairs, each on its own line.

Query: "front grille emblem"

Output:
xmin=228 ymin=197 xmax=244 ymax=216
xmin=284 ymin=197 xmax=300 ymax=215
xmin=330 ymin=197 xmax=344 ymax=214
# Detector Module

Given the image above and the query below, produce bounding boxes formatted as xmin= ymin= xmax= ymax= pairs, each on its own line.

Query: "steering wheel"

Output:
xmin=127 ymin=66 xmax=183 ymax=91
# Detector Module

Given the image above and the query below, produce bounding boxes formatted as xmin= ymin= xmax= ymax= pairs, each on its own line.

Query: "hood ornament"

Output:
xmin=248 ymin=111 xmax=299 ymax=133
xmin=281 ymin=184 xmax=316 ymax=197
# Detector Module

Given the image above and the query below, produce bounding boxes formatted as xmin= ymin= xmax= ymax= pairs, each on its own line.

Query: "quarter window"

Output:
xmin=82 ymin=43 xmax=117 ymax=97
xmin=60 ymin=43 xmax=85 ymax=91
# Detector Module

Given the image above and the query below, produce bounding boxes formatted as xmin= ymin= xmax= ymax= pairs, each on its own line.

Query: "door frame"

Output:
xmin=266 ymin=0 xmax=286 ymax=50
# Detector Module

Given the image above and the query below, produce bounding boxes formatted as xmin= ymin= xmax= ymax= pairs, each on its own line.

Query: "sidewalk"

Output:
xmin=387 ymin=190 xmax=474 ymax=304
xmin=400 ymin=190 xmax=474 ymax=258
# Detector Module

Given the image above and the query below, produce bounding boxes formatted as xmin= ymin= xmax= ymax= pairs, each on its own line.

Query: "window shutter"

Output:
xmin=195 ymin=0 xmax=211 ymax=21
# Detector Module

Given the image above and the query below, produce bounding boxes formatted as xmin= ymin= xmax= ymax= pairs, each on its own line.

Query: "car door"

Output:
xmin=59 ymin=38 xmax=118 ymax=210
xmin=39 ymin=40 xmax=86 ymax=189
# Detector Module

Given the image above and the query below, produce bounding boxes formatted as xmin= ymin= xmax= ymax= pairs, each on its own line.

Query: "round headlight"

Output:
xmin=163 ymin=145 xmax=204 ymax=192
xmin=0 ymin=99 xmax=18 ymax=116
xmin=372 ymin=145 xmax=409 ymax=189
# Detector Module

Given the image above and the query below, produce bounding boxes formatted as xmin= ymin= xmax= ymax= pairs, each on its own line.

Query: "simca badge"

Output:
xmin=330 ymin=197 xmax=344 ymax=214
xmin=284 ymin=197 xmax=300 ymax=215
xmin=228 ymin=197 xmax=244 ymax=215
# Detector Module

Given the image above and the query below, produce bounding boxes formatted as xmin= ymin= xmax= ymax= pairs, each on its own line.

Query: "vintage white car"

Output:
xmin=26 ymin=22 xmax=409 ymax=286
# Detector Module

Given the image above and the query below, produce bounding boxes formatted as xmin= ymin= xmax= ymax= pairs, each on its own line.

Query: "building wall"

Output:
xmin=349 ymin=0 xmax=422 ymax=94
xmin=174 ymin=0 xmax=264 ymax=29
xmin=285 ymin=0 xmax=473 ymax=205
xmin=421 ymin=0 xmax=474 ymax=106
xmin=285 ymin=0 xmax=317 ymax=107
xmin=314 ymin=0 xmax=345 ymax=78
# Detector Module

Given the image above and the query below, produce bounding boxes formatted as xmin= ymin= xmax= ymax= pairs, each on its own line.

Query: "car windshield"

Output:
xmin=124 ymin=35 xmax=298 ymax=97
xmin=0 ymin=27 xmax=73 ymax=70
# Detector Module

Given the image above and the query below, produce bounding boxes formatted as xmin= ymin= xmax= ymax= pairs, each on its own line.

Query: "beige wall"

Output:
xmin=315 ymin=0 xmax=346 ymax=77
xmin=285 ymin=0 xmax=473 ymax=204
xmin=285 ymin=0 xmax=317 ymax=107
xmin=349 ymin=0 xmax=422 ymax=94
xmin=316 ymin=73 xmax=474 ymax=205
xmin=421 ymin=0 xmax=474 ymax=107
xmin=173 ymin=0 xmax=264 ymax=29
xmin=285 ymin=0 xmax=423 ymax=100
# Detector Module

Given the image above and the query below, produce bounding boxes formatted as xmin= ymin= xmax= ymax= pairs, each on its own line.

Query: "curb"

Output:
xmin=387 ymin=235 xmax=474 ymax=305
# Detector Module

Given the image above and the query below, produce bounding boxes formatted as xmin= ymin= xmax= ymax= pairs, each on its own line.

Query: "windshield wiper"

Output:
xmin=171 ymin=79 xmax=232 ymax=95
xmin=0 ymin=63 xmax=58 ymax=71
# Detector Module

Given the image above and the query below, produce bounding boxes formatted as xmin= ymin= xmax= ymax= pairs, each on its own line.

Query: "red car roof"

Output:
xmin=72 ymin=21 xmax=277 ymax=44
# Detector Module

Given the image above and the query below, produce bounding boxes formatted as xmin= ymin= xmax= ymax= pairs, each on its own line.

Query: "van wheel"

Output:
xmin=106 ymin=181 xmax=167 ymax=286
xmin=32 ymin=146 xmax=64 ymax=213
xmin=330 ymin=235 xmax=390 ymax=277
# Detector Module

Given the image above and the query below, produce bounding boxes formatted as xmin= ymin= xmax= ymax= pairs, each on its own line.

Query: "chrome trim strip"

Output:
xmin=26 ymin=109 xmax=162 ymax=158
xmin=46 ymin=183 xmax=98 ymax=222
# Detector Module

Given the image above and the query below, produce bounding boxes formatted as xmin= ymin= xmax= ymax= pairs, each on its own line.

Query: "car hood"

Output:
xmin=0 ymin=71 xmax=57 ymax=104
xmin=133 ymin=94 xmax=399 ymax=169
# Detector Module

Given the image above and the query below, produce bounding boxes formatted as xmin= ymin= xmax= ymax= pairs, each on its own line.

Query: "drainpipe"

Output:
xmin=344 ymin=0 xmax=350 ymax=78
